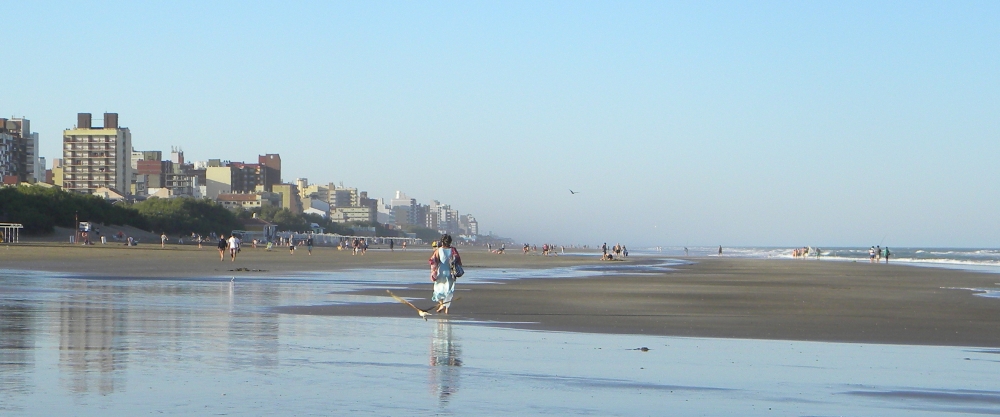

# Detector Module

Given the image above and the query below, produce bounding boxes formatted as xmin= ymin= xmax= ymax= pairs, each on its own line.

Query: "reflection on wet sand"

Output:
xmin=0 ymin=300 xmax=35 ymax=401
xmin=2 ymin=268 xmax=999 ymax=415
xmin=429 ymin=319 xmax=461 ymax=405
xmin=58 ymin=282 xmax=127 ymax=395
xmin=0 ymin=275 xmax=288 ymax=399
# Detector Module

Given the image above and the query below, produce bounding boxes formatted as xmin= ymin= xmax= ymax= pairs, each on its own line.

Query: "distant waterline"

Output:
xmin=635 ymin=246 xmax=1000 ymax=274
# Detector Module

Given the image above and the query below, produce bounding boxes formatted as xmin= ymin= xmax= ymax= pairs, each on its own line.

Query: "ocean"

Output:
xmin=640 ymin=246 xmax=1000 ymax=273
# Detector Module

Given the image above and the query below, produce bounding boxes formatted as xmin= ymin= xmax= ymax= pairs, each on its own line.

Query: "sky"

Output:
xmin=3 ymin=1 xmax=999 ymax=248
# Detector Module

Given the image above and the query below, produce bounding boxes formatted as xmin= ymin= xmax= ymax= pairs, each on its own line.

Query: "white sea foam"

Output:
xmin=642 ymin=246 xmax=1000 ymax=274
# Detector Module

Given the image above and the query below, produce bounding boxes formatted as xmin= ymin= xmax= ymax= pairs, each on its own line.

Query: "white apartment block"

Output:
xmin=331 ymin=206 xmax=376 ymax=224
xmin=62 ymin=113 xmax=133 ymax=194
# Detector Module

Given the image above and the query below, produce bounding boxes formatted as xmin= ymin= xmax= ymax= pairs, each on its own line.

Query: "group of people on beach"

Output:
xmin=518 ymin=243 xmax=563 ymax=256
xmin=487 ymin=242 xmax=505 ymax=254
xmin=215 ymin=233 xmax=240 ymax=261
xmin=792 ymin=247 xmax=820 ymax=258
xmin=870 ymin=246 xmax=890 ymax=263
xmin=601 ymin=242 xmax=627 ymax=260
xmin=350 ymin=238 xmax=368 ymax=255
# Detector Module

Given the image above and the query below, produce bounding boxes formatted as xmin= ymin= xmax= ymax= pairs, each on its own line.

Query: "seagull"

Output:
xmin=387 ymin=290 xmax=433 ymax=320
xmin=569 ymin=189 xmax=579 ymax=195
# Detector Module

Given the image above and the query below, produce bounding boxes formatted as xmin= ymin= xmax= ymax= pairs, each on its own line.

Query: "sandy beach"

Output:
xmin=3 ymin=242 xmax=1000 ymax=347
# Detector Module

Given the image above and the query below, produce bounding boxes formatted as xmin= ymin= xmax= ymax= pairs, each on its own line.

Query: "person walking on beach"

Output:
xmin=228 ymin=234 xmax=240 ymax=262
xmin=718 ymin=246 xmax=723 ymax=256
xmin=307 ymin=236 xmax=314 ymax=255
xmin=429 ymin=234 xmax=463 ymax=314
xmin=217 ymin=235 xmax=227 ymax=261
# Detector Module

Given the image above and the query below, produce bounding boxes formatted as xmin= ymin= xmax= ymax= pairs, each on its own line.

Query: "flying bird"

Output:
xmin=569 ymin=189 xmax=579 ymax=195
xmin=387 ymin=290 xmax=433 ymax=320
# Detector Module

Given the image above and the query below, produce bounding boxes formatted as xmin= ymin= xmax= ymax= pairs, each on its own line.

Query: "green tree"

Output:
xmin=0 ymin=185 xmax=148 ymax=234
xmin=132 ymin=197 xmax=240 ymax=235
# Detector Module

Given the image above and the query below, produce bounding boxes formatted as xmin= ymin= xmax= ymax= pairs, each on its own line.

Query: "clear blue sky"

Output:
xmin=4 ymin=1 xmax=998 ymax=247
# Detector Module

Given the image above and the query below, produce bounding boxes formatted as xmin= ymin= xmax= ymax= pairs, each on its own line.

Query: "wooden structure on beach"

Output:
xmin=0 ymin=223 xmax=24 ymax=243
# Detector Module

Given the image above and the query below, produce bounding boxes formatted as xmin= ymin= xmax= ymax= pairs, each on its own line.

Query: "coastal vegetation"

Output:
xmin=0 ymin=185 xmax=240 ymax=235
xmin=0 ymin=185 xmax=437 ymax=239
xmin=132 ymin=197 xmax=242 ymax=236
xmin=0 ymin=185 xmax=147 ymax=234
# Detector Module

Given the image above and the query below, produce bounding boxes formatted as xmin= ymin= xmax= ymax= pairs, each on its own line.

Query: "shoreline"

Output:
xmin=4 ymin=243 xmax=1000 ymax=347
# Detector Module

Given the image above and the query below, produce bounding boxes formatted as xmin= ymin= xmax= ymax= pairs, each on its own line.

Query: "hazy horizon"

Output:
xmin=4 ymin=1 xmax=998 ymax=248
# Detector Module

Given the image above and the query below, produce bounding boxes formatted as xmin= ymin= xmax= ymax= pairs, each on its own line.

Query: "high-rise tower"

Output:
xmin=61 ymin=113 xmax=133 ymax=194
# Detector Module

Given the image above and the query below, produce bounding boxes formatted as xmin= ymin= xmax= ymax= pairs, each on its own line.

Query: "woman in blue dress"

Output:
xmin=429 ymin=234 xmax=463 ymax=314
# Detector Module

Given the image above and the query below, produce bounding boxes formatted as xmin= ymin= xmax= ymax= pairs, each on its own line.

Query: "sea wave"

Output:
xmin=639 ymin=246 xmax=1000 ymax=274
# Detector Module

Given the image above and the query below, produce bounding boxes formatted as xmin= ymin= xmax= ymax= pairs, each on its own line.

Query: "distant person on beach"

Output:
xmin=390 ymin=240 xmax=394 ymax=252
xmin=161 ymin=233 xmax=167 ymax=248
xmin=307 ymin=236 xmax=314 ymax=255
xmin=429 ymin=234 xmax=463 ymax=314
xmin=217 ymin=235 xmax=227 ymax=261
xmin=228 ymin=234 xmax=240 ymax=262
xmin=876 ymin=246 xmax=882 ymax=262
xmin=869 ymin=246 xmax=876 ymax=263
xmin=884 ymin=247 xmax=890 ymax=264
xmin=684 ymin=247 xmax=689 ymax=257
xmin=718 ymin=246 xmax=722 ymax=256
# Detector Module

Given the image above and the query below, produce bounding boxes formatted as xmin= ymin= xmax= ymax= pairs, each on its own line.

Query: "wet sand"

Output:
xmin=0 ymin=242 xmax=594 ymax=277
xmin=3 ymin=243 xmax=1000 ymax=347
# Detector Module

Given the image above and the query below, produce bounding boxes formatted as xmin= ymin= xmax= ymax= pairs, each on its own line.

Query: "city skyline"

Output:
xmin=4 ymin=1 xmax=999 ymax=247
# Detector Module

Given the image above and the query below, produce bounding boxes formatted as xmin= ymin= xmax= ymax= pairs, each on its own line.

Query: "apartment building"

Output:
xmin=0 ymin=117 xmax=40 ymax=183
xmin=61 ymin=113 xmax=132 ymax=194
